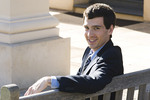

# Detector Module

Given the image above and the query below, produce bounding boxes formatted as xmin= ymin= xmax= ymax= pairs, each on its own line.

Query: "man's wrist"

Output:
xmin=46 ymin=76 xmax=51 ymax=86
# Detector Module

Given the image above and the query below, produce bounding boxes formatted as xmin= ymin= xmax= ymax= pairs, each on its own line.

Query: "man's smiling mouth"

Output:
xmin=88 ymin=39 xmax=97 ymax=44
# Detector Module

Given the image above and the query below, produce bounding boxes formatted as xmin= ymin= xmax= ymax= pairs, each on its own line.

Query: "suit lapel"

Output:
xmin=82 ymin=56 xmax=99 ymax=75
xmin=97 ymin=40 xmax=113 ymax=56
xmin=82 ymin=40 xmax=114 ymax=75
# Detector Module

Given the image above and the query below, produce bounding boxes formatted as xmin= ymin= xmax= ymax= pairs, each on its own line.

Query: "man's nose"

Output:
xmin=87 ymin=29 xmax=94 ymax=37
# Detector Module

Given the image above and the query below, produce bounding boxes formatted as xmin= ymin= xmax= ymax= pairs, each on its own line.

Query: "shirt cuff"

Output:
xmin=51 ymin=76 xmax=60 ymax=88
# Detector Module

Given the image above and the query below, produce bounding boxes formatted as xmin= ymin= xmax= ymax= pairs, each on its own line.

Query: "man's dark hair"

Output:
xmin=83 ymin=3 xmax=116 ymax=29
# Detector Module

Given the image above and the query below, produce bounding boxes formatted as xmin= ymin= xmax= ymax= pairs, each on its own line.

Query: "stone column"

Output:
xmin=144 ymin=0 xmax=150 ymax=21
xmin=0 ymin=0 xmax=70 ymax=89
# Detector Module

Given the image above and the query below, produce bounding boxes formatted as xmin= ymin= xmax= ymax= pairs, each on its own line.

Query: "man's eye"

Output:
xmin=94 ymin=27 xmax=100 ymax=30
xmin=84 ymin=26 xmax=89 ymax=30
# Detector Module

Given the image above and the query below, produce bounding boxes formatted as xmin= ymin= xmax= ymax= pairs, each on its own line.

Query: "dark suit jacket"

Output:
xmin=56 ymin=40 xmax=124 ymax=99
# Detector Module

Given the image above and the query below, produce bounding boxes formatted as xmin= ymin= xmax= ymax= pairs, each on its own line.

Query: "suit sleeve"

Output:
xmin=56 ymin=46 xmax=123 ymax=94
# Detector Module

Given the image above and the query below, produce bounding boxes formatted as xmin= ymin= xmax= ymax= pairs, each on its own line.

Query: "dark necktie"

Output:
xmin=83 ymin=56 xmax=91 ymax=71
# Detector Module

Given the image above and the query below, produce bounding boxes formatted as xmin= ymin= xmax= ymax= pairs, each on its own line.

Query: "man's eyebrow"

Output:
xmin=92 ymin=25 xmax=102 ymax=27
xmin=83 ymin=25 xmax=102 ymax=27
xmin=83 ymin=25 xmax=103 ymax=28
xmin=83 ymin=25 xmax=88 ymax=27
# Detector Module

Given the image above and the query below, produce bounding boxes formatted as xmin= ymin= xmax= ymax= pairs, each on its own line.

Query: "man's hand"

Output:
xmin=24 ymin=76 xmax=51 ymax=96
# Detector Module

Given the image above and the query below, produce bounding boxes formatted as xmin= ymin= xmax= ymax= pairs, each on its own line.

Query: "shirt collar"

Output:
xmin=89 ymin=45 xmax=104 ymax=60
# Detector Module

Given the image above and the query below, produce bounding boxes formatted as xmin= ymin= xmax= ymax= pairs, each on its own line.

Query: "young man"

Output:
xmin=25 ymin=3 xmax=124 ymax=100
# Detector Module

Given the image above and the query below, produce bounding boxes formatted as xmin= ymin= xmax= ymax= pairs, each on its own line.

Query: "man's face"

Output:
xmin=83 ymin=17 xmax=113 ymax=51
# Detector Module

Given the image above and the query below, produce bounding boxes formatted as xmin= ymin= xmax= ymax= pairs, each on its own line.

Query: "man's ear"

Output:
xmin=108 ymin=25 xmax=114 ymax=35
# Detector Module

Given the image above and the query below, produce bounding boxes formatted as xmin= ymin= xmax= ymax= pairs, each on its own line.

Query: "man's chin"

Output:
xmin=88 ymin=45 xmax=95 ymax=50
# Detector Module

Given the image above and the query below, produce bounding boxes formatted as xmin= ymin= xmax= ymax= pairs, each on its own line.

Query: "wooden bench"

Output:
xmin=1 ymin=68 xmax=150 ymax=100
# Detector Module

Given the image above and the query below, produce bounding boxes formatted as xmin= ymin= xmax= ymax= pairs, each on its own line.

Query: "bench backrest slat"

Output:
xmin=126 ymin=87 xmax=135 ymax=100
xmin=138 ymin=84 xmax=147 ymax=100
xmin=103 ymin=93 xmax=111 ymax=100
xmin=115 ymin=90 xmax=123 ymax=100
